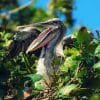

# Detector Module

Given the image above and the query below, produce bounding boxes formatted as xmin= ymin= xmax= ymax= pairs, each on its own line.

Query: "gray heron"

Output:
xmin=26 ymin=18 xmax=66 ymax=85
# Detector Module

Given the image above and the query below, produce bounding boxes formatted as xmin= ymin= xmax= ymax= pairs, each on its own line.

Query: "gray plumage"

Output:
xmin=26 ymin=18 xmax=66 ymax=84
xmin=8 ymin=27 xmax=40 ymax=58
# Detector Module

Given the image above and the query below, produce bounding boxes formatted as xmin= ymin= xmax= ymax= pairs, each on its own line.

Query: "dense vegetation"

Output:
xmin=0 ymin=0 xmax=100 ymax=99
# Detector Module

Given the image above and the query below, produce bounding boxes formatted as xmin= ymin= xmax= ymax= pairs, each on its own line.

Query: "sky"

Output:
xmin=73 ymin=0 xmax=100 ymax=30
xmin=19 ymin=0 xmax=100 ymax=31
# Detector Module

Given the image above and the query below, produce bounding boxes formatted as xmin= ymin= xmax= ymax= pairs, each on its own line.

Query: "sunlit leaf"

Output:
xmin=93 ymin=62 xmax=100 ymax=71
xmin=59 ymin=84 xmax=78 ymax=96
xmin=61 ymin=56 xmax=78 ymax=71
xmin=60 ymin=64 xmax=69 ymax=72
xmin=94 ymin=44 xmax=100 ymax=56
xmin=90 ymin=94 xmax=100 ymax=100
xmin=64 ymin=48 xmax=79 ymax=57
xmin=34 ymin=80 xmax=45 ymax=90
xmin=25 ymin=74 xmax=43 ymax=83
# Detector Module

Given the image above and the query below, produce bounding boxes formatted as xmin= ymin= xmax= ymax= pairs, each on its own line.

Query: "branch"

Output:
xmin=0 ymin=0 xmax=34 ymax=18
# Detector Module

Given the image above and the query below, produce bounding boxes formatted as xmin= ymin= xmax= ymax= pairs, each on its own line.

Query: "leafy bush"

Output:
xmin=0 ymin=27 xmax=100 ymax=99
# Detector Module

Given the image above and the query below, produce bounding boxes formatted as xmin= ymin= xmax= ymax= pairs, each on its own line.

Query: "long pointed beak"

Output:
xmin=26 ymin=25 xmax=56 ymax=53
xmin=33 ymin=21 xmax=53 ymax=27
xmin=16 ymin=20 xmax=52 ymax=31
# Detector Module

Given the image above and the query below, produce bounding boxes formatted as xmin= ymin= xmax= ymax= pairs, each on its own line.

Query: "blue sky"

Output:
xmin=73 ymin=0 xmax=100 ymax=30
xmin=19 ymin=0 xmax=100 ymax=30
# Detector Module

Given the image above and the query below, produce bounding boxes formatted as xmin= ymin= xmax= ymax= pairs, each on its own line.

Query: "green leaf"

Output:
xmin=77 ymin=27 xmax=92 ymax=47
xmin=90 ymin=93 xmax=100 ymax=100
xmin=76 ymin=67 xmax=87 ymax=78
xmin=93 ymin=62 xmax=100 ymax=70
xmin=64 ymin=48 xmax=79 ymax=57
xmin=34 ymin=81 xmax=45 ymax=90
xmin=65 ymin=57 xmax=78 ymax=70
xmin=25 ymin=74 xmax=43 ymax=83
xmin=60 ymin=64 xmax=69 ymax=72
xmin=63 ymin=76 xmax=70 ymax=83
xmin=87 ymin=41 xmax=97 ymax=54
xmin=95 ymin=44 xmax=100 ymax=56
xmin=59 ymin=84 xmax=78 ymax=96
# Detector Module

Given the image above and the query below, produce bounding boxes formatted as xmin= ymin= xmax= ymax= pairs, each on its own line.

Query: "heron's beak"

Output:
xmin=26 ymin=22 xmax=56 ymax=53
xmin=33 ymin=20 xmax=53 ymax=27
xmin=16 ymin=20 xmax=53 ymax=31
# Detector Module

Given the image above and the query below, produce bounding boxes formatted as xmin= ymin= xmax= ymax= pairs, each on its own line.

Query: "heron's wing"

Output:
xmin=14 ymin=27 xmax=40 ymax=41
xmin=8 ymin=41 xmax=22 ymax=58
xmin=8 ymin=27 xmax=40 ymax=58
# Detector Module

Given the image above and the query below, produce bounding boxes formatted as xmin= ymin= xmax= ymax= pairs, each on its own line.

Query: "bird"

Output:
xmin=26 ymin=18 xmax=66 ymax=85
xmin=8 ymin=26 xmax=40 ymax=58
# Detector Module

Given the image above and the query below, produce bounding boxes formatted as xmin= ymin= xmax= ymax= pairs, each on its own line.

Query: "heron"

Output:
xmin=26 ymin=18 xmax=66 ymax=85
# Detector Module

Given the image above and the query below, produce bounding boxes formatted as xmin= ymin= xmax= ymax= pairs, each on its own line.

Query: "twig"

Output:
xmin=0 ymin=0 xmax=34 ymax=18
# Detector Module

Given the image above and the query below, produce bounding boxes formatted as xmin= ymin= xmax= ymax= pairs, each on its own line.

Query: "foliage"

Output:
xmin=0 ymin=0 xmax=100 ymax=99
xmin=0 ymin=26 xmax=100 ymax=99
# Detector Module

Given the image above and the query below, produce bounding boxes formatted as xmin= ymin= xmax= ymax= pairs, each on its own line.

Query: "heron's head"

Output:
xmin=26 ymin=18 xmax=65 ymax=54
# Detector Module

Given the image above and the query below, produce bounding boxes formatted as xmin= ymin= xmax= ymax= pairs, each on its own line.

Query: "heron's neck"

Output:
xmin=36 ymin=47 xmax=52 ymax=83
xmin=37 ymin=47 xmax=46 ymax=74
